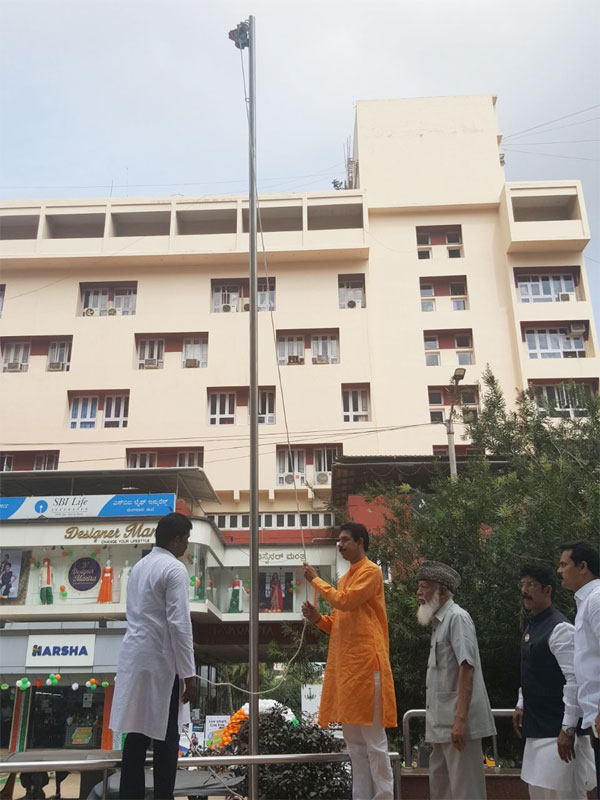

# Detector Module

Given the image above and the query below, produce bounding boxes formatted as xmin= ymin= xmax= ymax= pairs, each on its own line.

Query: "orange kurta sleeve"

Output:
xmin=311 ymin=569 xmax=379 ymax=611
xmin=316 ymin=611 xmax=335 ymax=634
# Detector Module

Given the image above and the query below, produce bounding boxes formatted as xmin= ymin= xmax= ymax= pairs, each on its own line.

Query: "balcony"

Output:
xmin=504 ymin=183 xmax=590 ymax=253
xmin=0 ymin=193 xmax=369 ymax=266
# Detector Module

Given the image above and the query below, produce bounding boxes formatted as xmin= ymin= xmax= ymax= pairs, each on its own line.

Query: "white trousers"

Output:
xmin=429 ymin=738 xmax=487 ymax=800
xmin=342 ymin=671 xmax=394 ymax=800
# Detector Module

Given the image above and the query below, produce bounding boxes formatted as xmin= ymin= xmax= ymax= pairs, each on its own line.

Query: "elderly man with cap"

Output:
xmin=416 ymin=560 xmax=495 ymax=800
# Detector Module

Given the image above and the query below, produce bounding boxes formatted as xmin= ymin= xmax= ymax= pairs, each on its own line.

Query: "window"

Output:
xmin=428 ymin=390 xmax=443 ymax=405
xmin=0 ymin=455 xmax=13 ymax=472
xmin=81 ymin=285 xmax=137 ymax=316
xmin=421 ymin=299 xmax=436 ymax=312
xmin=420 ymin=284 xmax=434 ymax=297
xmin=424 ymin=336 xmax=440 ymax=366
xmin=212 ymin=279 xmax=275 ymax=312
xmin=518 ymin=274 xmax=577 ymax=303
xmin=457 ymin=351 xmax=473 ymax=365
xmin=0 ymin=286 xmax=4 ymax=317
xmin=430 ymin=410 xmax=445 ymax=423
xmin=104 ymin=394 xmax=129 ymax=428
xmin=182 ymin=338 xmax=208 ymax=368
xmin=525 ymin=328 xmax=586 ymax=359
xmin=420 ymin=283 xmax=436 ymax=311
xmin=533 ymin=384 xmax=593 ymax=419
xmin=258 ymin=390 xmax=275 ymax=424
xmin=277 ymin=449 xmax=306 ymax=486
xmin=342 ymin=387 xmax=370 ymax=422
xmin=278 ymin=335 xmax=305 ymax=365
xmin=48 ymin=341 xmax=71 ymax=371
xmin=454 ymin=334 xmax=471 ymax=348
xmin=461 ymin=389 xmax=477 ymax=405
xmin=213 ymin=283 xmax=242 ymax=313
xmin=257 ymin=278 xmax=276 ymax=311
xmin=69 ymin=396 xmax=98 ymax=429
xmin=178 ymin=450 xmax=203 ymax=467
xmin=137 ymin=339 xmax=164 ymax=369
xmin=2 ymin=341 xmax=30 ymax=372
xmin=311 ymin=334 xmax=339 ymax=364
xmin=128 ymin=452 xmax=157 ymax=468
xmin=338 ymin=275 xmax=365 ymax=309
xmin=34 ymin=453 xmax=58 ymax=470
xmin=450 ymin=281 xmax=468 ymax=310
xmin=314 ymin=447 xmax=338 ymax=483
xmin=416 ymin=226 xmax=463 ymax=258
xmin=209 ymin=392 xmax=236 ymax=425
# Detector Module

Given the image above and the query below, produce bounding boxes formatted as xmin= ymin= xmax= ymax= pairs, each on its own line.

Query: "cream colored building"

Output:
xmin=0 ymin=94 xmax=598 ymax=538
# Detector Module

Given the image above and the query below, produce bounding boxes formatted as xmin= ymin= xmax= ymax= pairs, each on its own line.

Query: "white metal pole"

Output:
xmin=247 ymin=14 xmax=260 ymax=800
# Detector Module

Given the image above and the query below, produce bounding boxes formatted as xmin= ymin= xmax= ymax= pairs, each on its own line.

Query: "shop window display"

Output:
xmin=27 ymin=685 xmax=105 ymax=749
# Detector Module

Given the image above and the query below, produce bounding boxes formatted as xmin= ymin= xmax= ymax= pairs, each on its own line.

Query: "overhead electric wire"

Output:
xmin=502 ymin=104 xmax=600 ymax=140
xmin=505 ymin=117 xmax=600 ymax=140
xmin=503 ymin=147 xmax=598 ymax=162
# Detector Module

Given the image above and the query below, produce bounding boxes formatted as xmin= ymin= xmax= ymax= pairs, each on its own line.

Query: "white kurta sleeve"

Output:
xmin=516 ymin=687 xmax=524 ymax=710
xmin=165 ymin=563 xmax=196 ymax=680
xmin=548 ymin=621 xmax=579 ymax=728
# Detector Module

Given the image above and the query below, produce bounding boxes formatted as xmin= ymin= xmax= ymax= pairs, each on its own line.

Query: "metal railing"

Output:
xmin=0 ymin=750 xmax=403 ymax=800
xmin=402 ymin=708 xmax=515 ymax=768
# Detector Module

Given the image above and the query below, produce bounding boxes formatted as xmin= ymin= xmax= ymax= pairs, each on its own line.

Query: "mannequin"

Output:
xmin=39 ymin=557 xmax=54 ymax=605
xmin=270 ymin=572 xmax=283 ymax=612
xmin=119 ymin=560 xmax=132 ymax=604
xmin=97 ymin=559 xmax=114 ymax=603
xmin=228 ymin=574 xmax=242 ymax=613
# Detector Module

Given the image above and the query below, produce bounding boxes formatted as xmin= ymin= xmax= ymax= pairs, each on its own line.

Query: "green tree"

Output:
xmin=367 ymin=369 xmax=600 ymax=746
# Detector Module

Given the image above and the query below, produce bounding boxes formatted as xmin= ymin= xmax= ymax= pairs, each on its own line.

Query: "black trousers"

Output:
xmin=593 ymin=732 xmax=600 ymax=800
xmin=119 ymin=676 xmax=179 ymax=800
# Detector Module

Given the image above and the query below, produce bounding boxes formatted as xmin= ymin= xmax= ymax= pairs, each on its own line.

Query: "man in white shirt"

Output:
xmin=513 ymin=563 xmax=595 ymax=799
xmin=557 ymin=540 xmax=600 ymax=794
xmin=110 ymin=513 xmax=196 ymax=800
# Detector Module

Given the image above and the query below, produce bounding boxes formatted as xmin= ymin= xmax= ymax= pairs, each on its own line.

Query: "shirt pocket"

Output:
xmin=435 ymin=691 xmax=458 ymax=726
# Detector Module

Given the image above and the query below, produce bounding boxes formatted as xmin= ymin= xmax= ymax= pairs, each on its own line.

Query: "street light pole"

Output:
xmin=445 ymin=368 xmax=466 ymax=481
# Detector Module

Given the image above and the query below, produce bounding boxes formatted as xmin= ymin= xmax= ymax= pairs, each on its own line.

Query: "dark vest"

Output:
xmin=521 ymin=604 xmax=569 ymax=738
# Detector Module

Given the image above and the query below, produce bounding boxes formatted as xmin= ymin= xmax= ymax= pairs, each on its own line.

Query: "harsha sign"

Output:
xmin=63 ymin=522 xmax=157 ymax=544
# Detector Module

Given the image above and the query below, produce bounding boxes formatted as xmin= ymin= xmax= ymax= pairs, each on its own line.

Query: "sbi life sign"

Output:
xmin=26 ymin=634 xmax=95 ymax=667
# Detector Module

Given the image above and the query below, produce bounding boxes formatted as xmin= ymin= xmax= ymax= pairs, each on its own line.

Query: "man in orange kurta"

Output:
xmin=303 ymin=522 xmax=397 ymax=800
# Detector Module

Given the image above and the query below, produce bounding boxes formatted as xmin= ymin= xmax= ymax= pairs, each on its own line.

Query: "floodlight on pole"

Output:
xmin=446 ymin=367 xmax=466 ymax=481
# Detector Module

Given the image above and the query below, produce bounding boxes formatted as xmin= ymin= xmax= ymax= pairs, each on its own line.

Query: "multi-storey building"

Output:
xmin=0 ymin=94 xmax=598 ymax=751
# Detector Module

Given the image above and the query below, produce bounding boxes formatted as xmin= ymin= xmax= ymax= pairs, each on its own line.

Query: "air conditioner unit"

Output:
xmin=185 ymin=358 xmax=200 ymax=368
xmin=6 ymin=362 xmax=23 ymax=372
xmin=569 ymin=322 xmax=586 ymax=334
xmin=84 ymin=307 xmax=96 ymax=316
xmin=283 ymin=473 xmax=295 ymax=485
xmin=144 ymin=358 xmax=159 ymax=369
xmin=222 ymin=304 xmax=231 ymax=313
xmin=108 ymin=307 xmax=123 ymax=316
xmin=243 ymin=302 xmax=250 ymax=311
xmin=287 ymin=355 xmax=303 ymax=365
xmin=315 ymin=472 xmax=330 ymax=485
xmin=313 ymin=355 xmax=329 ymax=365
xmin=48 ymin=361 xmax=65 ymax=372
xmin=346 ymin=299 xmax=357 ymax=309
xmin=558 ymin=293 xmax=571 ymax=302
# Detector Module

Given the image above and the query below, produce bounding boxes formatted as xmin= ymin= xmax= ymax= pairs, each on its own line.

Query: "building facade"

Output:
xmin=0 ymin=94 xmax=598 ymax=749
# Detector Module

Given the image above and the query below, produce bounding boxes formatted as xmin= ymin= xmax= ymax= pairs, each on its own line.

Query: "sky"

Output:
xmin=1 ymin=0 xmax=599 ymax=325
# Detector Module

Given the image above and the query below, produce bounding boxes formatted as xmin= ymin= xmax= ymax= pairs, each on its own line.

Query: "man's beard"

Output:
xmin=416 ymin=588 xmax=441 ymax=626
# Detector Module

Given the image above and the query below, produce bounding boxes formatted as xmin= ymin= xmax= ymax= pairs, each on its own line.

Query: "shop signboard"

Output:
xmin=205 ymin=715 xmax=230 ymax=741
xmin=25 ymin=634 xmax=96 ymax=667
xmin=0 ymin=493 xmax=176 ymax=520
xmin=68 ymin=558 xmax=102 ymax=592
xmin=258 ymin=549 xmax=307 ymax=565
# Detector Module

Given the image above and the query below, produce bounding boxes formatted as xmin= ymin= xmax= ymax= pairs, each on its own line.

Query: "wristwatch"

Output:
xmin=561 ymin=725 xmax=575 ymax=736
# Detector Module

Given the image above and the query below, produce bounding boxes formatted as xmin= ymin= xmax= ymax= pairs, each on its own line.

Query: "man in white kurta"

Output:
xmin=110 ymin=513 xmax=196 ymax=800
xmin=513 ymin=563 xmax=595 ymax=799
